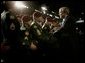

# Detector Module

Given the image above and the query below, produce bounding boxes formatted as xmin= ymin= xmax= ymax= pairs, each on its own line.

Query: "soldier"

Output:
xmin=29 ymin=11 xmax=44 ymax=41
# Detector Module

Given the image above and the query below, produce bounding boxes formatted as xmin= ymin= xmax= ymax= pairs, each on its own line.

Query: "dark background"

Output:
xmin=35 ymin=0 xmax=84 ymax=18
xmin=1 ymin=0 xmax=84 ymax=18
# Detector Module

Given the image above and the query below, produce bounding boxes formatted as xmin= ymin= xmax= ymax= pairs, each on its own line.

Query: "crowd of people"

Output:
xmin=1 ymin=2 xmax=83 ymax=63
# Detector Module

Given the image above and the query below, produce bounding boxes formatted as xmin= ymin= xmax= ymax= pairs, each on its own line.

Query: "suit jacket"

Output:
xmin=54 ymin=16 xmax=76 ymax=37
xmin=29 ymin=22 xmax=42 ymax=41
xmin=53 ymin=15 xmax=76 ymax=48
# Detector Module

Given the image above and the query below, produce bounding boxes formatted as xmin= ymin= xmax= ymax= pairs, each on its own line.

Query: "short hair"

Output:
xmin=59 ymin=7 xmax=70 ymax=15
xmin=33 ymin=11 xmax=42 ymax=18
xmin=22 ymin=15 xmax=31 ymax=22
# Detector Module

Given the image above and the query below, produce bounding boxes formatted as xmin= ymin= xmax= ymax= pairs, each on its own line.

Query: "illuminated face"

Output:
xmin=38 ymin=16 xmax=44 ymax=22
xmin=35 ymin=16 xmax=44 ymax=23
xmin=59 ymin=8 xmax=66 ymax=19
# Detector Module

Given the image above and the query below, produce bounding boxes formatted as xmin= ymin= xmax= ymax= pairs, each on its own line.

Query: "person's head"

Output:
xmin=22 ymin=15 xmax=32 ymax=28
xmin=59 ymin=7 xmax=70 ymax=19
xmin=33 ymin=11 xmax=44 ymax=23
xmin=46 ymin=16 xmax=53 ymax=25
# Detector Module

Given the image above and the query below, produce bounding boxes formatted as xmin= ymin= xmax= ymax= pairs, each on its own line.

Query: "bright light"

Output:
xmin=76 ymin=18 xmax=84 ymax=23
xmin=55 ymin=16 xmax=59 ymax=19
xmin=41 ymin=5 xmax=47 ymax=14
xmin=49 ymin=14 xmax=53 ymax=17
xmin=41 ymin=7 xmax=47 ymax=10
xmin=14 ymin=1 xmax=28 ymax=9
xmin=76 ymin=20 xmax=84 ymax=23
xmin=43 ymin=11 xmax=46 ymax=14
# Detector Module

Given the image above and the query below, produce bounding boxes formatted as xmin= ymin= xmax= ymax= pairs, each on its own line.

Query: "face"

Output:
xmin=24 ymin=20 xmax=32 ymax=29
xmin=38 ymin=16 xmax=44 ymax=22
xmin=59 ymin=8 xmax=66 ymax=19
xmin=36 ymin=16 xmax=44 ymax=23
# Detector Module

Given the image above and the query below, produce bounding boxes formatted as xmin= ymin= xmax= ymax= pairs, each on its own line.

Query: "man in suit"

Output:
xmin=53 ymin=7 xmax=77 ymax=62
xmin=54 ymin=7 xmax=76 ymax=48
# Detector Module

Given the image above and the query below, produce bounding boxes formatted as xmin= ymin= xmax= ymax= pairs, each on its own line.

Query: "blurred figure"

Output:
xmin=53 ymin=7 xmax=78 ymax=62
xmin=49 ymin=18 xmax=61 ymax=34
xmin=1 ymin=1 xmax=21 ymax=63
xmin=1 ymin=1 xmax=20 ymax=51
xmin=54 ymin=7 xmax=76 ymax=48
xmin=29 ymin=11 xmax=45 ymax=41
xmin=28 ymin=11 xmax=45 ymax=62
xmin=22 ymin=15 xmax=33 ymax=29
